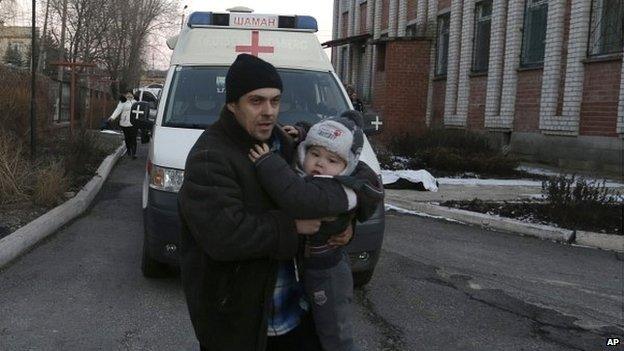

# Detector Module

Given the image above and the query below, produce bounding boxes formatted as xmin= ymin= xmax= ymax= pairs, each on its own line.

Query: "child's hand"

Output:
xmin=248 ymin=143 xmax=270 ymax=163
xmin=327 ymin=224 xmax=353 ymax=247
xmin=282 ymin=125 xmax=299 ymax=140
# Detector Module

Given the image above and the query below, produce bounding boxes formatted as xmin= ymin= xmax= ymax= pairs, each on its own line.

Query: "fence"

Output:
xmin=0 ymin=66 xmax=116 ymax=143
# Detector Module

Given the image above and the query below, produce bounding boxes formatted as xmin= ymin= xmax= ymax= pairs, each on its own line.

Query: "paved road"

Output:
xmin=1 ymin=148 xmax=622 ymax=351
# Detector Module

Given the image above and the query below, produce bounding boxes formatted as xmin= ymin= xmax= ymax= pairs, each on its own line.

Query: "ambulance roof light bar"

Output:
xmin=187 ymin=12 xmax=318 ymax=32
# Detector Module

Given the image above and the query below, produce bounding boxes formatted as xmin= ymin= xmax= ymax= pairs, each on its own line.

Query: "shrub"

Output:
xmin=389 ymin=129 xmax=492 ymax=157
xmin=378 ymin=129 xmax=519 ymax=176
xmin=409 ymin=147 xmax=519 ymax=177
xmin=542 ymin=175 xmax=622 ymax=230
xmin=32 ymin=162 xmax=70 ymax=207
xmin=0 ymin=67 xmax=52 ymax=142
xmin=0 ymin=130 xmax=32 ymax=205
xmin=63 ymin=130 xmax=109 ymax=183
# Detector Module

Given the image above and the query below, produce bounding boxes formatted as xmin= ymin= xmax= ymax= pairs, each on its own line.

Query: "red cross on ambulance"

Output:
xmin=235 ymin=30 xmax=274 ymax=57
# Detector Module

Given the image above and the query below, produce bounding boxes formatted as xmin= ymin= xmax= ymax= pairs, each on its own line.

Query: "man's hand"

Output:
xmin=248 ymin=143 xmax=270 ymax=163
xmin=295 ymin=219 xmax=321 ymax=235
xmin=282 ymin=125 xmax=299 ymax=139
xmin=327 ymin=224 xmax=353 ymax=247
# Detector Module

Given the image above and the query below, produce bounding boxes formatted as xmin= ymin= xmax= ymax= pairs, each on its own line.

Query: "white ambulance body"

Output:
xmin=142 ymin=9 xmax=385 ymax=286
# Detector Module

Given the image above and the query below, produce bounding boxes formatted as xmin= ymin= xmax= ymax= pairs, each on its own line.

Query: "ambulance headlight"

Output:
xmin=148 ymin=161 xmax=185 ymax=193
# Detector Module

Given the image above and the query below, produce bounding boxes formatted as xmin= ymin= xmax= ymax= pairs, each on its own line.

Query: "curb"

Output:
xmin=0 ymin=144 xmax=126 ymax=269
xmin=385 ymin=198 xmax=623 ymax=253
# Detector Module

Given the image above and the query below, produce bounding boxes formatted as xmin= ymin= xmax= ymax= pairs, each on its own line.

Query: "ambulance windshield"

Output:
xmin=162 ymin=66 xmax=350 ymax=129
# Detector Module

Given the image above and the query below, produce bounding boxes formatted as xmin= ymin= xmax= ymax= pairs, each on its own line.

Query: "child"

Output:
xmin=249 ymin=110 xmax=383 ymax=351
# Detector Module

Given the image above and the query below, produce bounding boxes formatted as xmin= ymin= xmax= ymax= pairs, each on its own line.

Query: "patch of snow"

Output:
xmin=381 ymin=170 xmax=439 ymax=191
xmin=99 ymin=130 xmax=121 ymax=135
xmin=385 ymin=204 xmax=462 ymax=223
xmin=516 ymin=165 xmax=624 ymax=187
xmin=607 ymin=194 xmax=624 ymax=202
xmin=515 ymin=165 xmax=561 ymax=177
xmin=437 ymin=178 xmax=543 ymax=186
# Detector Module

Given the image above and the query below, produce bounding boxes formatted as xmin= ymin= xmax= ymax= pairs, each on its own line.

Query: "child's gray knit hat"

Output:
xmin=298 ymin=110 xmax=364 ymax=176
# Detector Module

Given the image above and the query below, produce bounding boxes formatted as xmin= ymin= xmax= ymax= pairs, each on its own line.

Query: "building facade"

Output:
xmin=0 ymin=22 xmax=31 ymax=66
xmin=327 ymin=0 xmax=623 ymax=172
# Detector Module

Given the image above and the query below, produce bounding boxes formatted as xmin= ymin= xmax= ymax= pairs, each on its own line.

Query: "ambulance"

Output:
xmin=142 ymin=7 xmax=385 ymax=286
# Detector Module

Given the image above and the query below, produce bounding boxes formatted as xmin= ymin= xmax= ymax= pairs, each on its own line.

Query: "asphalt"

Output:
xmin=0 ymin=147 xmax=623 ymax=350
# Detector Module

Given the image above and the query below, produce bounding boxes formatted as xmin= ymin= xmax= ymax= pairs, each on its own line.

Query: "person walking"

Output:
xmin=177 ymin=53 xmax=352 ymax=351
xmin=108 ymin=90 xmax=138 ymax=159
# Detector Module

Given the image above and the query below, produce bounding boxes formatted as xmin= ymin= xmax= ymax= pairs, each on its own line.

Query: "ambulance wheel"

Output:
xmin=141 ymin=239 xmax=169 ymax=278
xmin=353 ymin=270 xmax=374 ymax=288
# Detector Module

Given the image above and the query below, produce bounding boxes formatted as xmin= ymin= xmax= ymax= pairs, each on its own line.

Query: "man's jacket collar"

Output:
xmin=215 ymin=106 xmax=296 ymax=163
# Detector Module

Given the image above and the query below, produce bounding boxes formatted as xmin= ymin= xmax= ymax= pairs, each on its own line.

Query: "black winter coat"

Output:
xmin=177 ymin=107 xmax=301 ymax=351
xmin=254 ymin=153 xmax=384 ymax=268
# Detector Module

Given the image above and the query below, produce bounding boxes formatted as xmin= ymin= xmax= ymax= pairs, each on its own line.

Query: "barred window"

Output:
xmin=436 ymin=13 xmax=450 ymax=76
xmin=588 ymin=0 xmax=623 ymax=56
xmin=340 ymin=46 xmax=348 ymax=79
xmin=376 ymin=43 xmax=386 ymax=72
xmin=473 ymin=0 xmax=492 ymax=72
xmin=521 ymin=0 xmax=548 ymax=67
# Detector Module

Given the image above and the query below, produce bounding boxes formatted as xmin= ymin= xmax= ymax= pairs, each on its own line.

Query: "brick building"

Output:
xmin=326 ymin=0 xmax=623 ymax=172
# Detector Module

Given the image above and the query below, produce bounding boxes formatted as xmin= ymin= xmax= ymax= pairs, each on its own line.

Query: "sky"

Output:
xmin=13 ymin=0 xmax=335 ymax=69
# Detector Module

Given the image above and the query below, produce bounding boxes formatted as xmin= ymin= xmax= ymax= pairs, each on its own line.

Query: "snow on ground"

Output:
xmin=437 ymin=178 xmax=543 ymax=186
xmin=99 ymin=130 xmax=121 ymax=135
xmin=515 ymin=165 xmax=561 ymax=177
xmin=381 ymin=170 xmax=439 ymax=191
xmin=516 ymin=165 xmax=624 ymax=187
xmin=384 ymin=204 xmax=462 ymax=223
xmin=382 ymin=169 xmax=624 ymax=188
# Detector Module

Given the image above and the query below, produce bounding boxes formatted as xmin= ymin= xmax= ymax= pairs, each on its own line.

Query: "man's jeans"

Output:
xmin=304 ymin=253 xmax=359 ymax=351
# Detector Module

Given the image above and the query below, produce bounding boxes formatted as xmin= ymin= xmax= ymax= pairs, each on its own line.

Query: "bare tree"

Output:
xmin=0 ymin=0 xmax=17 ymax=23
xmin=44 ymin=0 xmax=176 ymax=93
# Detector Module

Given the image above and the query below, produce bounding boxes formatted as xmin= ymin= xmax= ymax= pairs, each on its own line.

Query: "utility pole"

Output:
xmin=30 ymin=0 xmax=36 ymax=158
xmin=36 ymin=0 xmax=50 ymax=73
xmin=180 ymin=5 xmax=188 ymax=29
xmin=56 ymin=0 xmax=68 ymax=123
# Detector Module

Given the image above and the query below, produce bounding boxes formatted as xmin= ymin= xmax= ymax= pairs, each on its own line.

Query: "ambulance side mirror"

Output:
xmin=363 ymin=113 xmax=383 ymax=136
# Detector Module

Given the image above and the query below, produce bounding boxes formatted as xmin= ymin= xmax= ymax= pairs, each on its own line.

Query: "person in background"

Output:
xmin=108 ymin=90 xmax=138 ymax=159
xmin=345 ymin=85 xmax=364 ymax=113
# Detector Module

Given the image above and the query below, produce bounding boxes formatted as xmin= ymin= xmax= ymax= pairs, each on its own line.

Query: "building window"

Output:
xmin=435 ymin=13 xmax=450 ymax=76
xmin=340 ymin=46 xmax=348 ymax=80
xmin=521 ymin=0 xmax=548 ymax=67
xmin=472 ymin=1 xmax=492 ymax=72
xmin=588 ymin=0 xmax=623 ymax=56
xmin=376 ymin=43 xmax=386 ymax=71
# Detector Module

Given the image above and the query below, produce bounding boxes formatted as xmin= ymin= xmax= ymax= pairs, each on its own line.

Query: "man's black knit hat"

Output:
xmin=226 ymin=54 xmax=283 ymax=103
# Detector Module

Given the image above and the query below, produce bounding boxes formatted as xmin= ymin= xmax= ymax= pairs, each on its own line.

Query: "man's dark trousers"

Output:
xmin=199 ymin=312 xmax=322 ymax=351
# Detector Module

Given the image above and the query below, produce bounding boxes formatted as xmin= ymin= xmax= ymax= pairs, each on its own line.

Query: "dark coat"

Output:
xmin=177 ymin=107 xmax=300 ymax=351
xmin=254 ymin=153 xmax=384 ymax=268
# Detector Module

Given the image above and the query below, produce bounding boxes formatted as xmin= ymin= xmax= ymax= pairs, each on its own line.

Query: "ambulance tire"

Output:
xmin=141 ymin=234 xmax=170 ymax=279
xmin=353 ymin=270 xmax=374 ymax=288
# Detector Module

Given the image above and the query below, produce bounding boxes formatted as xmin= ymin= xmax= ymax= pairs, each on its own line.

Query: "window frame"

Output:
xmin=435 ymin=13 xmax=451 ymax=77
xmin=472 ymin=0 xmax=493 ymax=73
xmin=376 ymin=43 xmax=386 ymax=72
xmin=520 ymin=0 xmax=549 ymax=68
xmin=340 ymin=46 xmax=349 ymax=80
xmin=587 ymin=0 xmax=624 ymax=57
